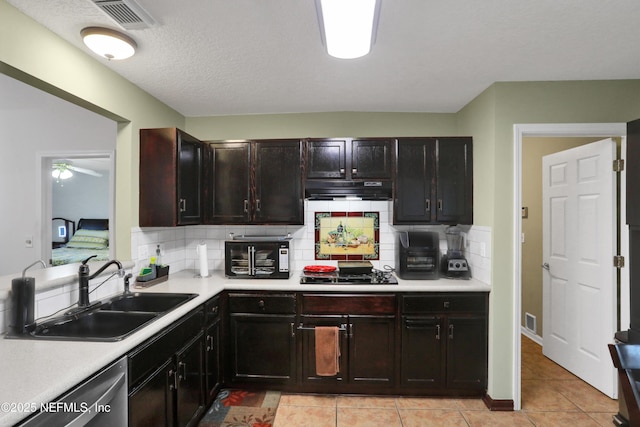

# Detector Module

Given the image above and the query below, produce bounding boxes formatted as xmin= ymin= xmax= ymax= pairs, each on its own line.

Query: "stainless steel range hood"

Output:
xmin=305 ymin=180 xmax=392 ymax=200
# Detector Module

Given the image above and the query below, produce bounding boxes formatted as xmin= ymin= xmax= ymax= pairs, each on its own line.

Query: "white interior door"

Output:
xmin=542 ymin=138 xmax=617 ymax=398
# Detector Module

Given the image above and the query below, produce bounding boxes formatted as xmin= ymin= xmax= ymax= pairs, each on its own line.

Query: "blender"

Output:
xmin=441 ymin=226 xmax=471 ymax=279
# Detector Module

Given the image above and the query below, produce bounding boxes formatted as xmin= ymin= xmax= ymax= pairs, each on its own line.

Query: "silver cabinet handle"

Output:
xmin=438 ymin=199 xmax=443 ymax=211
xmin=256 ymin=199 xmax=261 ymax=212
xmin=169 ymin=369 xmax=176 ymax=390
xmin=436 ymin=324 xmax=441 ymax=340
xmin=449 ymin=324 xmax=454 ymax=340
xmin=290 ymin=322 xmax=295 ymax=338
xmin=426 ymin=199 xmax=431 ymax=211
xmin=542 ymin=263 xmax=550 ymax=271
xmin=178 ymin=361 xmax=187 ymax=382
xmin=179 ymin=198 xmax=186 ymax=212
xmin=243 ymin=199 xmax=249 ymax=213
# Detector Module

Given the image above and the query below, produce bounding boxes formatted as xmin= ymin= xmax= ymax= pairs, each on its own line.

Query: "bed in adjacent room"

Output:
xmin=51 ymin=218 xmax=110 ymax=266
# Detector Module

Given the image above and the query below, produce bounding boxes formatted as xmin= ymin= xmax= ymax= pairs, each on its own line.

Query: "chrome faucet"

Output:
xmin=78 ymin=256 xmax=125 ymax=307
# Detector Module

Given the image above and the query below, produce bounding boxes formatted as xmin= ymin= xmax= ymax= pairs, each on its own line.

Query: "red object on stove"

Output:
xmin=303 ymin=265 xmax=337 ymax=273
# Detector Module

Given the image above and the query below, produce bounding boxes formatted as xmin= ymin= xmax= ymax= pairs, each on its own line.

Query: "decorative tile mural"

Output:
xmin=314 ymin=212 xmax=379 ymax=260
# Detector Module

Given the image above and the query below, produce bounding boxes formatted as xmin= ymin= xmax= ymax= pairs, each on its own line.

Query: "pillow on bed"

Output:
xmin=66 ymin=229 xmax=109 ymax=249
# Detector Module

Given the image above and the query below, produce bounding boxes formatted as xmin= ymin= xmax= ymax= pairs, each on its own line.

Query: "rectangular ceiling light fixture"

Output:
xmin=316 ymin=0 xmax=380 ymax=59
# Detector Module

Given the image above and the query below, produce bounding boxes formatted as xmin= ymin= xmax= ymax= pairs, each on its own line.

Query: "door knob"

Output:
xmin=542 ymin=263 xmax=550 ymax=271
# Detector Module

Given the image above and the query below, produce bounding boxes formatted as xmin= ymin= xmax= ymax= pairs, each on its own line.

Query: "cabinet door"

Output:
xmin=446 ymin=316 xmax=487 ymax=390
xmin=208 ymin=142 xmax=251 ymax=223
xmin=175 ymin=332 xmax=204 ymax=427
xmin=140 ymin=128 xmax=203 ymax=226
xmin=204 ymin=319 xmax=221 ymax=406
xmin=300 ymin=315 xmax=349 ymax=385
xmin=351 ymin=139 xmax=394 ymax=179
xmin=349 ymin=315 xmax=396 ymax=386
xmin=229 ymin=314 xmax=296 ymax=384
xmin=129 ymin=359 xmax=174 ymax=427
xmin=395 ymin=138 xmax=435 ymax=223
xmin=254 ymin=140 xmax=303 ymax=224
xmin=400 ymin=316 xmax=445 ymax=389
xmin=177 ymin=132 xmax=203 ymax=225
xmin=435 ymin=138 xmax=473 ymax=224
xmin=306 ymin=139 xmax=347 ymax=179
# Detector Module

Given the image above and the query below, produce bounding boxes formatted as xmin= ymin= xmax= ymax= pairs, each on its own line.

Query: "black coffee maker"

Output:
xmin=441 ymin=226 xmax=471 ymax=279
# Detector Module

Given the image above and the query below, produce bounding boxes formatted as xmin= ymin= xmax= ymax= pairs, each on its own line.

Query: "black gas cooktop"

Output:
xmin=300 ymin=270 xmax=398 ymax=285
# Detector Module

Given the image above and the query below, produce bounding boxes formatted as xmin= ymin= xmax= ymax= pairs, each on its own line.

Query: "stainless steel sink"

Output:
xmin=13 ymin=292 xmax=199 ymax=342
xmin=99 ymin=292 xmax=197 ymax=313
xmin=30 ymin=311 xmax=159 ymax=341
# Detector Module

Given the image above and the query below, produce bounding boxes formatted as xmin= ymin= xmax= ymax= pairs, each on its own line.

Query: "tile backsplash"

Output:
xmin=132 ymin=200 xmax=492 ymax=285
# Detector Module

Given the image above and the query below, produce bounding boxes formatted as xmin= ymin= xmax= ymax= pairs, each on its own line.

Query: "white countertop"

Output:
xmin=0 ymin=270 xmax=489 ymax=425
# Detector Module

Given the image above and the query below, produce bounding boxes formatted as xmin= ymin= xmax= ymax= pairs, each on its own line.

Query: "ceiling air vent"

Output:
xmin=90 ymin=0 xmax=156 ymax=30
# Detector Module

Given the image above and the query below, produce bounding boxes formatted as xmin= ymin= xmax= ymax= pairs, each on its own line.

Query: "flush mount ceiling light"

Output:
xmin=81 ymin=27 xmax=137 ymax=60
xmin=316 ymin=0 xmax=380 ymax=59
xmin=52 ymin=164 xmax=73 ymax=180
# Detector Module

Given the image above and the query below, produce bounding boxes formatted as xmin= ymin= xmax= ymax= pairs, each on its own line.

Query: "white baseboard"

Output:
xmin=521 ymin=326 xmax=543 ymax=346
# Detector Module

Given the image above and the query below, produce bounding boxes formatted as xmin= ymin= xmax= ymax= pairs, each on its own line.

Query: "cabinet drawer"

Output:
xmin=228 ymin=293 xmax=296 ymax=314
xmin=302 ymin=294 xmax=396 ymax=315
xmin=402 ymin=293 xmax=487 ymax=314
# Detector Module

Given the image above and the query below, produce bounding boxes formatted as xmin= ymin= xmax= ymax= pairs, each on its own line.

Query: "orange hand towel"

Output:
xmin=315 ymin=326 xmax=340 ymax=376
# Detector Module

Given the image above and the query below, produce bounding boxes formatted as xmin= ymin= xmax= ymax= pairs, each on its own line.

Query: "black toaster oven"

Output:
xmin=225 ymin=237 xmax=291 ymax=279
xmin=396 ymin=231 xmax=440 ymax=279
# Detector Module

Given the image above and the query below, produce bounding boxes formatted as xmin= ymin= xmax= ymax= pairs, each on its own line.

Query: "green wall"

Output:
xmin=458 ymin=80 xmax=640 ymax=400
xmin=0 ymin=0 xmax=185 ymax=260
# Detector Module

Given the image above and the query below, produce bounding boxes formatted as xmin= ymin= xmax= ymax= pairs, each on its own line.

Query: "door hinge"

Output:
xmin=614 ymin=255 xmax=625 ymax=268
xmin=613 ymin=159 xmax=625 ymax=172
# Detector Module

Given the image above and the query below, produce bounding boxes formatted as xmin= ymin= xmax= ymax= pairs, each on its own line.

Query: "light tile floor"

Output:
xmin=273 ymin=336 xmax=618 ymax=426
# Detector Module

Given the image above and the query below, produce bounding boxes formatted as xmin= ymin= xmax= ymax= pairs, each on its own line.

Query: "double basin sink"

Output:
xmin=23 ymin=292 xmax=198 ymax=342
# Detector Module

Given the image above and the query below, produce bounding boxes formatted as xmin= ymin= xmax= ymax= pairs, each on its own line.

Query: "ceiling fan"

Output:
xmin=52 ymin=160 xmax=103 ymax=180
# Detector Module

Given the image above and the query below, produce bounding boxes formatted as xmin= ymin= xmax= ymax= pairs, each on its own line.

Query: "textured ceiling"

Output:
xmin=7 ymin=0 xmax=640 ymax=117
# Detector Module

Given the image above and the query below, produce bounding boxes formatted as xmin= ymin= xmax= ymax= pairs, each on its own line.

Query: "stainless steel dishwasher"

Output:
xmin=17 ymin=356 xmax=127 ymax=426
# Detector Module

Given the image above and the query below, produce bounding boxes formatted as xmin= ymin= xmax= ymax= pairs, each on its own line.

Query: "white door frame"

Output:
xmin=36 ymin=150 xmax=116 ymax=265
xmin=512 ymin=123 xmax=627 ymax=410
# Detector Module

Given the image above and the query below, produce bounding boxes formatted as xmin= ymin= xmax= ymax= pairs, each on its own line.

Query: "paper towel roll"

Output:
xmin=196 ymin=243 xmax=209 ymax=277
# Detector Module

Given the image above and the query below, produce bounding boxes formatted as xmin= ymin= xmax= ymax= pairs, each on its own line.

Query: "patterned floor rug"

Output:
xmin=198 ymin=389 xmax=281 ymax=427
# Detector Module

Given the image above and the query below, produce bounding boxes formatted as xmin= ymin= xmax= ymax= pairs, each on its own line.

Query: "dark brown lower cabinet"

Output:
xmin=401 ymin=316 xmax=446 ymax=389
xmin=203 ymin=296 xmax=222 ymax=405
xmin=348 ymin=316 xmax=396 ymax=386
xmin=298 ymin=294 xmax=396 ymax=393
xmin=446 ymin=315 xmax=488 ymax=390
xmin=127 ymin=289 xmax=488 ymax=426
xmin=229 ymin=314 xmax=296 ymax=384
xmin=129 ymin=359 xmax=174 ymax=427
xmin=128 ymin=309 xmax=205 ymax=427
xmin=227 ymin=293 xmax=297 ymax=385
xmin=400 ymin=293 xmax=488 ymax=395
xmin=175 ymin=333 xmax=204 ymax=427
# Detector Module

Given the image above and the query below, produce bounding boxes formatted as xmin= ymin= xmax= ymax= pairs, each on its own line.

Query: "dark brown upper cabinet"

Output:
xmin=394 ymin=137 xmax=473 ymax=225
xmin=206 ymin=139 xmax=303 ymax=225
xmin=305 ymin=138 xmax=394 ymax=180
xmin=139 ymin=128 xmax=203 ymax=226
